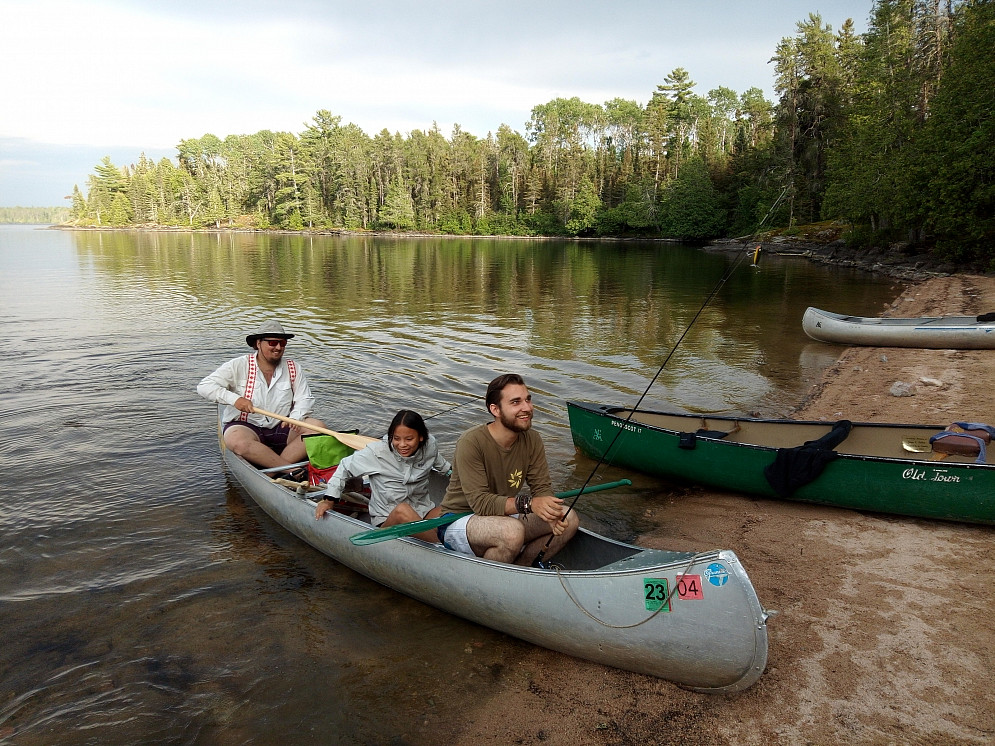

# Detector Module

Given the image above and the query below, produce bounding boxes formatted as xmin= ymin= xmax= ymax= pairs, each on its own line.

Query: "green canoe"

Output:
xmin=567 ymin=401 xmax=995 ymax=525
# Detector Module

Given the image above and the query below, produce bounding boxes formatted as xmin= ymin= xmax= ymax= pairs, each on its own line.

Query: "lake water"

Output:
xmin=0 ymin=225 xmax=898 ymax=743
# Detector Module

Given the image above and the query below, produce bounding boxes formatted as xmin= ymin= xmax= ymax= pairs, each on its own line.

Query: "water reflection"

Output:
xmin=67 ymin=230 xmax=899 ymax=418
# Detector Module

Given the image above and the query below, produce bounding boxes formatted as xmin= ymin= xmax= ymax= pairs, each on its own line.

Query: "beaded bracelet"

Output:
xmin=515 ymin=493 xmax=532 ymax=516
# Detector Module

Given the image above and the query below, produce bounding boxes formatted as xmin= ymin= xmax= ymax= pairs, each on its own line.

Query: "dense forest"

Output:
xmin=70 ymin=0 xmax=993 ymax=264
xmin=1 ymin=206 xmax=71 ymax=224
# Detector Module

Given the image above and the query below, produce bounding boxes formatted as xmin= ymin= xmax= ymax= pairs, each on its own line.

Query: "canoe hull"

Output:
xmin=567 ymin=401 xmax=995 ymax=525
xmin=222 ymin=441 xmax=770 ymax=692
xmin=802 ymin=306 xmax=995 ymax=349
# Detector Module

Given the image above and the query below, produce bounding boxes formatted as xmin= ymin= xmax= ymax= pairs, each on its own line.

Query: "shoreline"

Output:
xmin=706 ymin=236 xmax=973 ymax=282
xmin=51 ymin=223 xmax=684 ymax=244
xmin=55 ymin=222 xmax=987 ymax=282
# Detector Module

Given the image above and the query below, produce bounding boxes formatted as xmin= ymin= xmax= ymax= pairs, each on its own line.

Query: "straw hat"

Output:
xmin=245 ymin=320 xmax=295 ymax=347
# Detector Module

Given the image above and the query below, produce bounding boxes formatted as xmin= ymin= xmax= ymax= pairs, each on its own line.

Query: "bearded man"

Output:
xmin=432 ymin=373 xmax=579 ymax=565
xmin=198 ymin=320 xmax=325 ymax=469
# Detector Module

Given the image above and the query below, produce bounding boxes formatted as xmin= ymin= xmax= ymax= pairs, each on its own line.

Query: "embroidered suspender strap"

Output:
xmin=240 ymin=356 xmax=297 ymax=422
xmin=238 ymin=354 xmax=258 ymax=422
xmin=286 ymin=359 xmax=299 ymax=416
xmin=287 ymin=359 xmax=297 ymax=392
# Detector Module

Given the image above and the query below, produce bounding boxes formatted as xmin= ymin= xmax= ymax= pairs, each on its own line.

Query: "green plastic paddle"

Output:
xmin=348 ymin=478 xmax=632 ymax=546
xmin=349 ymin=512 xmax=473 ymax=545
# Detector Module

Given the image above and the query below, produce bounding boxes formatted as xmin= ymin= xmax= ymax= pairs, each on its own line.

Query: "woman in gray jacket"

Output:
xmin=314 ymin=410 xmax=451 ymax=542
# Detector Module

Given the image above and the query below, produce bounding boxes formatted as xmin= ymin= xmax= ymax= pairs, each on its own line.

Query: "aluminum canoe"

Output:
xmin=802 ymin=306 xmax=995 ymax=349
xmin=220 ymin=434 xmax=771 ymax=692
xmin=567 ymin=401 xmax=995 ymax=525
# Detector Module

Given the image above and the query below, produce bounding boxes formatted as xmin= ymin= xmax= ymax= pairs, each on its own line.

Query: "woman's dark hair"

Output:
xmin=387 ymin=409 xmax=429 ymax=452
xmin=485 ymin=373 xmax=525 ymax=411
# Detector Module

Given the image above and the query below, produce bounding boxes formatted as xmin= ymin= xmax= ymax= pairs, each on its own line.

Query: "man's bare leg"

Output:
xmin=224 ymin=426 xmax=289 ymax=469
xmin=466 ymin=515 xmax=526 ymax=563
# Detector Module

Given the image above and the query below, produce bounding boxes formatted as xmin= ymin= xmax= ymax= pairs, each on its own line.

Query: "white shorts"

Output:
xmin=440 ymin=513 xmax=526 ymax=556
xmin=440 ymin=514 xmax=474 ymax=555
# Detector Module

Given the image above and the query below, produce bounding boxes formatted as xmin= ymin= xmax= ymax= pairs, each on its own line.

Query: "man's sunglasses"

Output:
xmin=261 ymin=338 xmax=288 ymax=347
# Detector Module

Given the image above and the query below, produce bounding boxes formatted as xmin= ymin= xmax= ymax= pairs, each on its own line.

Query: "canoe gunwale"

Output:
xmin=589 ymin=403 xmax=995 ymax=469
xmin=566 ymin=400 xmax=995 ymax=525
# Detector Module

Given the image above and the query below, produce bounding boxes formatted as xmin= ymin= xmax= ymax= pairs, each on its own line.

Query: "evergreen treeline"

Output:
xmin=1 ymin=206 xmax=71 ymax=224
xmin=71 ymin=0 xmax=993 ymax=264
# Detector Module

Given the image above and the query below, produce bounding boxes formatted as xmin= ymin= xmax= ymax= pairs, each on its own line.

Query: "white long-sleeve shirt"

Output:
xmin=197 ymin=353 xmax=316 ymax=428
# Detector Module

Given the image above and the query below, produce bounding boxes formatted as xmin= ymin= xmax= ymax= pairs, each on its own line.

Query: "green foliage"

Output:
xmin=378 ymin=183 xmax=416 ymax=230
xmin=597 ymin=183 xmax=658 ymax=235
xmin=67 ymin=2 xmax=990 ymax=261
xmin=0 ymin=206 xmax=71 ymax=224
xmin=917 ymin=0 xmax=995 ymax=263
xmin=286 ymin=210 xmax=304 ymax=231
xmin=659 ymin=157 xmax=725 ymax=240
xmin=563 ymin=176 xmax=602 ymax=236
xmin=108 ymin=192 xmax=133 ymax=226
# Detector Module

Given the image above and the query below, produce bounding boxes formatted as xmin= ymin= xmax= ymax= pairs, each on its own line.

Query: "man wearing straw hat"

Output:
xmin=198 ymin=320 xmax=325 ymax=468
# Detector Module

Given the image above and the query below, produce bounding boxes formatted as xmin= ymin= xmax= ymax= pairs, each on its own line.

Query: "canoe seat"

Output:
xmin=678 ymin=421 xmax=740 ymax=450
xmin=271 ymin=476 xmax=324 ymax=492
xmin=930 ymin=422 xmax=995 ymax=464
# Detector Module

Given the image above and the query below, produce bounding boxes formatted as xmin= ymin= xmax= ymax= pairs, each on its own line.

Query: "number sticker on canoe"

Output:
xmin=643 ymin=578 xmax=672 ymax=612
xmin=677 ymin=574 xmax=703 ymax=600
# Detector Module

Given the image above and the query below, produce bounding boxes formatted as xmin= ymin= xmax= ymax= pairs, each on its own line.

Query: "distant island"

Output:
xmin=0 ymin=206 xmax=70 ymax=224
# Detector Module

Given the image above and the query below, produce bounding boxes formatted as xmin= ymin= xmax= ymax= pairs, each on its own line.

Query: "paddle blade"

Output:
xmin=349 ymin=512 xmax=471 ymax=546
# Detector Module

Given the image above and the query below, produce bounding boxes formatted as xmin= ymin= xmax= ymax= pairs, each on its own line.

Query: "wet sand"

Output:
xmin=428 ymin=275 xmax=995 ymax=745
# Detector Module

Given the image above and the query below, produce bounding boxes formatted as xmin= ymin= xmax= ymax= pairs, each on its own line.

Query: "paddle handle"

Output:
xmin=555 ymin=479 xmax=631 ymax=498
xmin=251 ymin=407 xmax=379 ymax=451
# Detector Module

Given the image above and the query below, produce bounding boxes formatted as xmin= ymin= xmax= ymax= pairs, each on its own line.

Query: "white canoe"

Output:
xmin=802 ymin=306 xmax=995 ymax=349
xmin=220 ymin=431 xmax=771 ymax=692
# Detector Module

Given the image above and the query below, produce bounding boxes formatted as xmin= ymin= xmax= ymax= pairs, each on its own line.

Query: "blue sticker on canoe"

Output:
xmin=704 ymin=563 xmax=729 ymax=587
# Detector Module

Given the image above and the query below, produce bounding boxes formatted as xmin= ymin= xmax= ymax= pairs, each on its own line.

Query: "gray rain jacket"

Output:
xmin=327 ymin=434 xmax=451 ymax=526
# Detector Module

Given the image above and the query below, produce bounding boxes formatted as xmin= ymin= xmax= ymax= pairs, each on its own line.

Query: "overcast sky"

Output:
xmin=1 ymin=0 xmax=871 ymax=206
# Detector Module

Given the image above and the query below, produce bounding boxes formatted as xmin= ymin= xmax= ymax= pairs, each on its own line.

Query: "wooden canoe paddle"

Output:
xmin=251 ymin=407 xmax=379 ymax=451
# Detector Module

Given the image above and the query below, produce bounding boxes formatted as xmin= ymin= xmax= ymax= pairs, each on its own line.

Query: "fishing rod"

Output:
xmin=367 ymin=397 xmax=477 ymax=439
xmin=423 ymin=397 xmax=476 ymax=421
xmin=532 ymin=188 xmax=790 ymax=569
xmin=530 ymin=252 xmax=752 ymax=567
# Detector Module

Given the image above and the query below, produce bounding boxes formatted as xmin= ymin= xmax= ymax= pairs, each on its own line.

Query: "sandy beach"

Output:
xmin=425 ymin=274 xmax=995 ymax=745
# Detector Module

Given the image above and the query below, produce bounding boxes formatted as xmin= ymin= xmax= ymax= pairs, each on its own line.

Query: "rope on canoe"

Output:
xmin=552 ymin=552 xmax=709 ymax=629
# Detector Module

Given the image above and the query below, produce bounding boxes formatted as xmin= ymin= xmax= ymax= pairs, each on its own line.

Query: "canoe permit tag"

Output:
xmin=676 ymin=574 xmax=704 ymax=600
xmin=643 ymin=578 xmax=672 ymax=612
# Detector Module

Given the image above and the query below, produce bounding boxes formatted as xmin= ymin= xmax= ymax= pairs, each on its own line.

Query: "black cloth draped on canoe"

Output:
xmin=763 ymin=420 xmax=853 ymax=498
